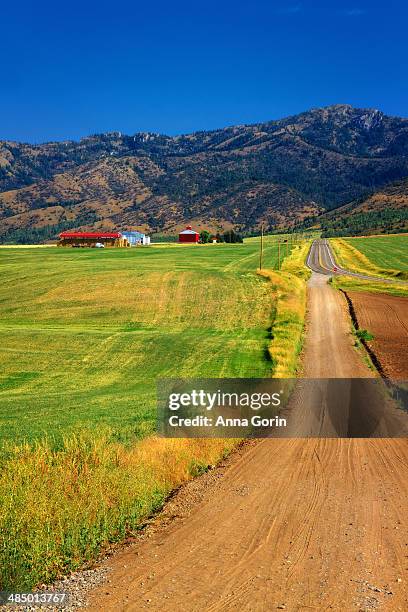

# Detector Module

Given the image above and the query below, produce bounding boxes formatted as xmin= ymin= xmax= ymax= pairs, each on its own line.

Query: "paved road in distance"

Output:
xmin=306 ymin=239 xmax=405 ymax=283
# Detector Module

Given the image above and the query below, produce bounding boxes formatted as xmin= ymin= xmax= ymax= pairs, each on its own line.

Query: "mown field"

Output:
xmin=0 ymin=236 xmax=311 ymax=590
xmin=0 ymin=238 xmax=294 ymax=448
xmin=330 ymin=234 xmax=408 ymax=281
xmin=330 ymin=234 xmax=408 ymax=296
xmin=343 ymin=234 xmax=408 ymax=271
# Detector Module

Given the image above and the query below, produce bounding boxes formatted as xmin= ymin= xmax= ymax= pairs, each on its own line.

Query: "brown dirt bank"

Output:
xmin=347 ymin=292 xmax=408 ymax=379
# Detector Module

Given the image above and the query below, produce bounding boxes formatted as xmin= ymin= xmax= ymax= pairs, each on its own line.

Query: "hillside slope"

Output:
xmin=1 ymin=105 xmax=408 ymax=241
xmin=318 ymin=178 xmax=408 ymax=236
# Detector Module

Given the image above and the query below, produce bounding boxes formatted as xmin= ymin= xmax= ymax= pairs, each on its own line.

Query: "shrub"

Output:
xmin=356 ymin=329 xmax=374 ymax=342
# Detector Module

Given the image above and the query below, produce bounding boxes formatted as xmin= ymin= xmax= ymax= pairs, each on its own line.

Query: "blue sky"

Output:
xmin=1 ymin=0 xmax=407 ymax=142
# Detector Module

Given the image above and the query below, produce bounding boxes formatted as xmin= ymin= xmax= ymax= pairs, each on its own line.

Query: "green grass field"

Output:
xmin=343 ymin=234 xmax=408 ymax=271
xmin=0 ymin=236 xmax=312 ymax=590
xmin=330 ymin=233 xmax=408 ymax=296
xmin=0 ymin=238 xmax=294 ymax=448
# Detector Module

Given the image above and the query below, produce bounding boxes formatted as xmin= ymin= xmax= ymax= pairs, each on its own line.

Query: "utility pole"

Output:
xmin=259 ymin=223 xmax=264 ymax=270
xmin=277 ymin=240 xmax=281 ymax=270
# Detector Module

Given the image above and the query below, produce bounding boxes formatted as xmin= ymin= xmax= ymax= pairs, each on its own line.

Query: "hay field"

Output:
xmin=330 ymin=234 xmax=408 ymax=280
xmin=0 ymin=237 xmax=311 ymax=590
xmin=344 ymin=235 xmax=408 ymax=271
xmin=0 ymin=239 xmax=289 ymax=447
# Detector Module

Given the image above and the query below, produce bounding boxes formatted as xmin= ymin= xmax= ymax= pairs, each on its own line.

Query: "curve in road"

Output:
xmin=307 ymin=239 xmax=406 ymax=283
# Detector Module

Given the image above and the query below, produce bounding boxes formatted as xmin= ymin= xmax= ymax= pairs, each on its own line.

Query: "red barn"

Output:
xmin=178 ymin=226 xmax=200 ymax=243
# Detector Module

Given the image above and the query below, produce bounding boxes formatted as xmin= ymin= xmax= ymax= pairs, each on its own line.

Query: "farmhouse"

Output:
xmin=121 ymin=231 xmax=151 ymax=246
xmin=179 ymin=225 xmax=200 ymax=243
xmin=58 ymin=232 xmax=130 ymax=248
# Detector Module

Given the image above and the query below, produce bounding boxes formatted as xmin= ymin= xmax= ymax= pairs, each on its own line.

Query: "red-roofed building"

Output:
xmin=178 ymin=226 xmax=200 ymax=243
xmin=58 ymin=231 xmax=130 ymax=248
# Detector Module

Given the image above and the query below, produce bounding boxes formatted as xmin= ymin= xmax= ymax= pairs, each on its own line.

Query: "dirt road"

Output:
xmin=302 ymin=273 xmax=368 ymax=377
xmin=86 ymin=273 xmax=408 ymax=611
xmin=278 ymin=275 xmax=408 ymax=438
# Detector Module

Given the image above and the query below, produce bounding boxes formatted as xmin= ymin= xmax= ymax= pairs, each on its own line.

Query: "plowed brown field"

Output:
xmin=348 ymin=292 xmax=408 ymax=378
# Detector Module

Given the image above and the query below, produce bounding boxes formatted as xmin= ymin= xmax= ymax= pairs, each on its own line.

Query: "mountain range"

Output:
xmin=1 ymin=104 xmax=408 ymax=242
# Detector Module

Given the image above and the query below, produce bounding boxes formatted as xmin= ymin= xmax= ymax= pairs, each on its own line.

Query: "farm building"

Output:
xmin=58 ymin=232 xmax=130 ymax=248
xmin=179 ymin=226 xmax=200 ymax=243
xmin=121 ymin=231 xmax=151 ymax=246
